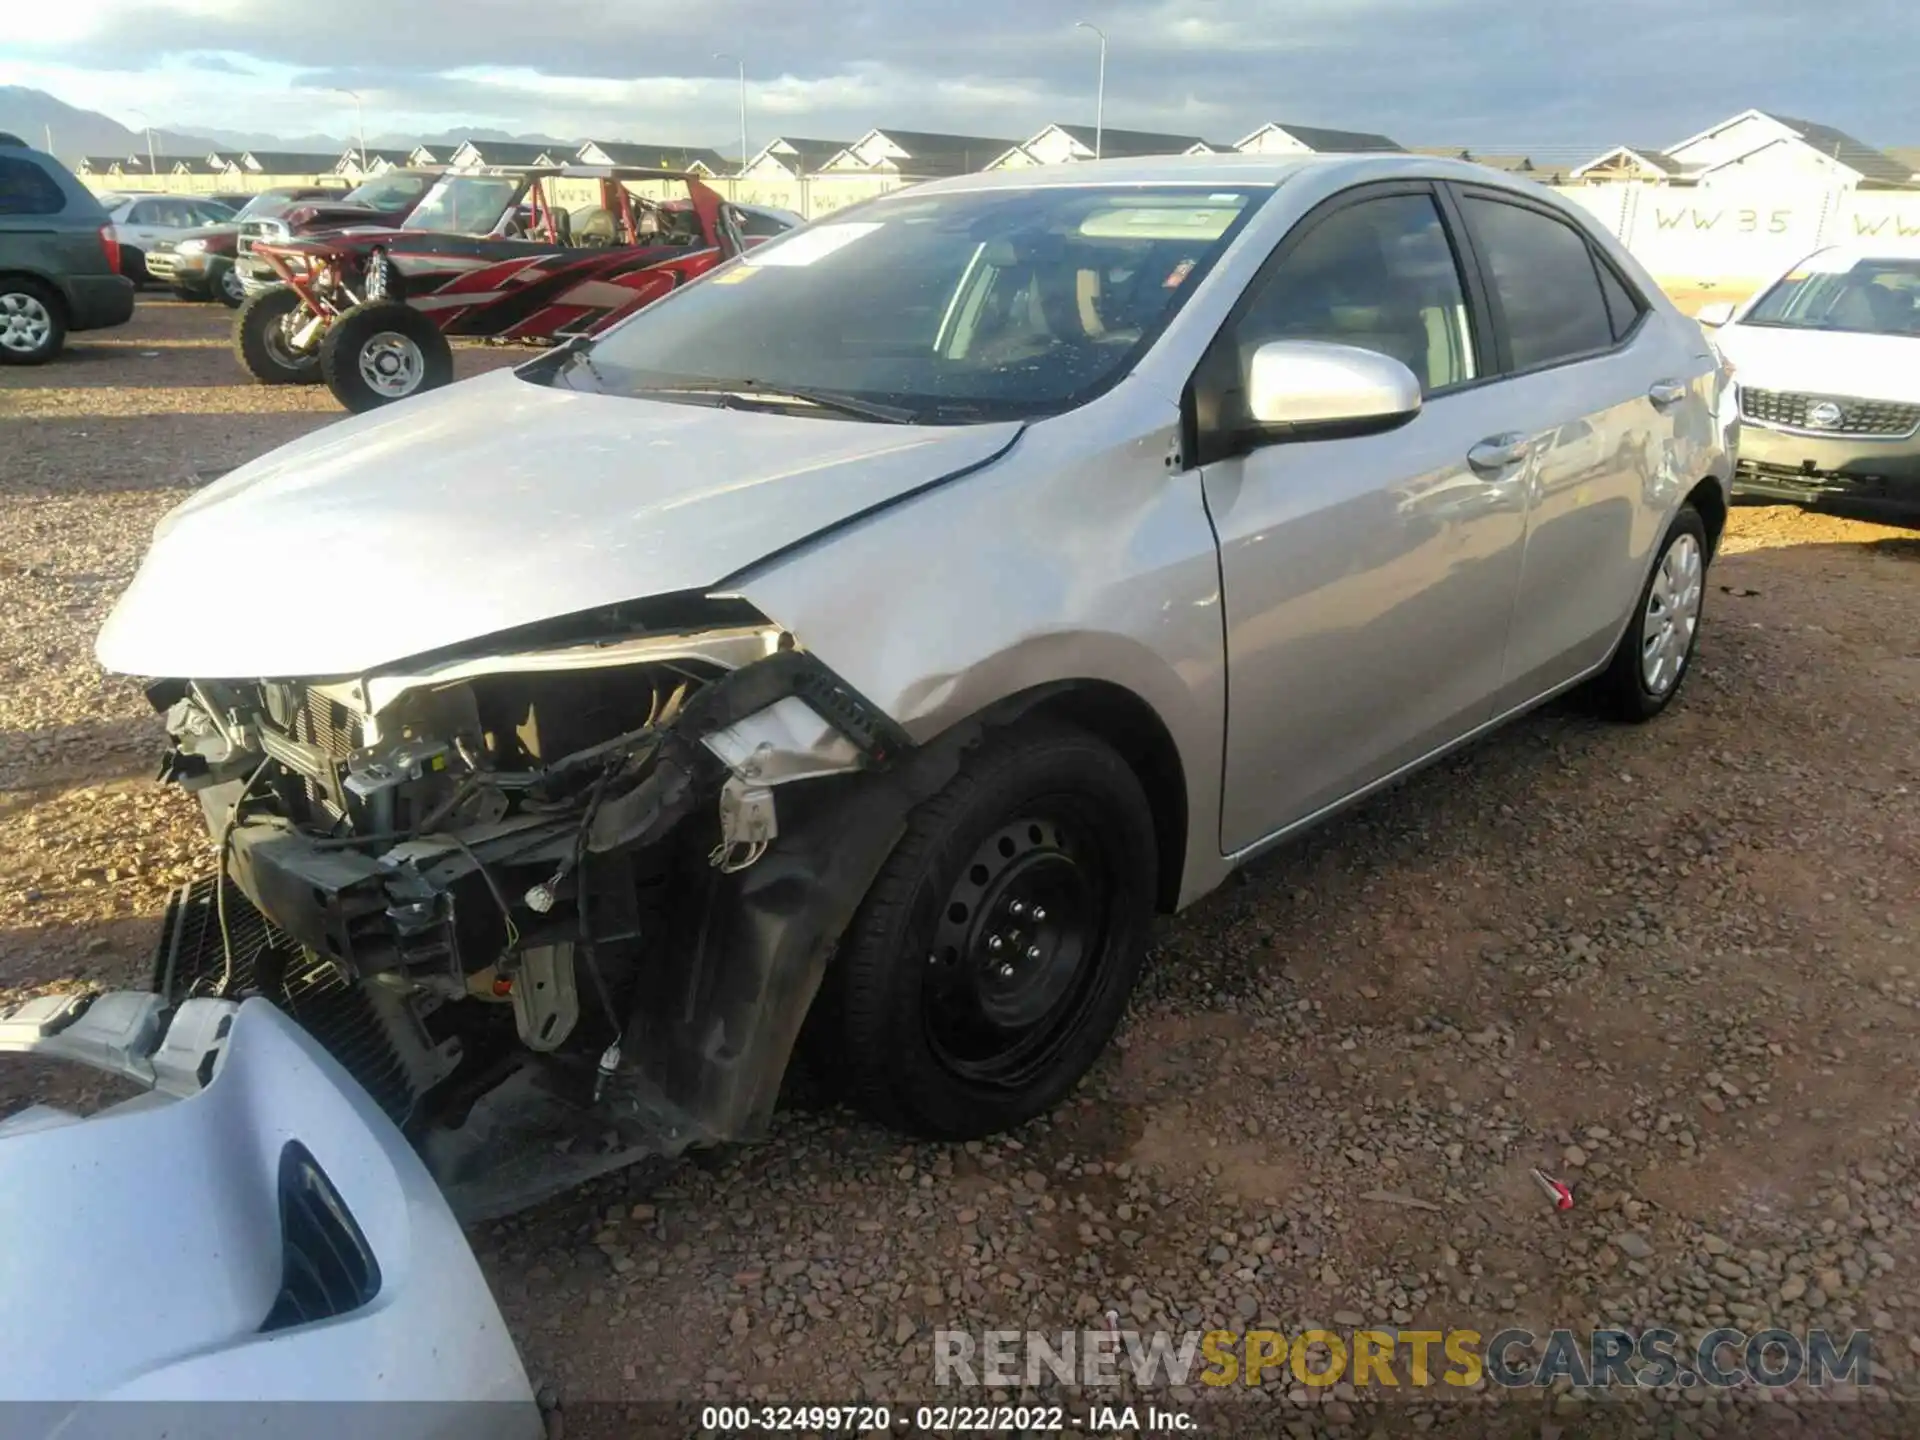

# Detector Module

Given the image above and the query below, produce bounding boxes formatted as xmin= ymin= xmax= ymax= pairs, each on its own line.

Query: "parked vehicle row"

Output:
xmin=147 ymin=185 xmax=364 ymax=306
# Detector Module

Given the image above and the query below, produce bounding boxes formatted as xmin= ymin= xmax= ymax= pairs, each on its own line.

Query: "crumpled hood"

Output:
xmin=1718 ymin=323 xmax=1920 ymax=404
xmin=96 ymin=369 xmax=1022 ymax=679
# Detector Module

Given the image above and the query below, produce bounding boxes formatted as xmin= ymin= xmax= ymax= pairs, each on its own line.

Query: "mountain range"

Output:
xmin=1 ymin=86 xmax=592 ymax=162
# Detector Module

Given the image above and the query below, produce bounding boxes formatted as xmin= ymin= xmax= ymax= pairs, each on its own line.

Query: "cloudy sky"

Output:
xmin=3 ymin=0 xmax=1915 ymax=157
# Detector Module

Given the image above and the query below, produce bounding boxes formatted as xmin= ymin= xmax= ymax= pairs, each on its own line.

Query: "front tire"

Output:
xmin=1590 ymin=504 xmax=1709 ymax=721
xmin=320 ymin=301 xmax=454 ymax=413
xmin=214 ymin=261 xmax=247 ymax=308
xmin=234 ymin=286 xmax=323 ymax=385
xmin=821 ymin=724 xmax=1157 ymax=1139
xmin=0 ymin=278 xmax=66 ymax=365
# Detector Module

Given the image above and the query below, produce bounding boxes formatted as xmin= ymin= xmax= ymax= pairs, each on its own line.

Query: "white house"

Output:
xmin=446 ymin=140 xmax=561 ymax=170
xmin=1233 ymin=122 xmax=1402 ymax=155
xmin=993 ymin=124 xmax=1221 ymax=170
xmin=822 ymin=129 xmax=1016 ymax=177
xmin=576 ymin=141 xmax=727 ymax=175
xmin=335 ymin=148 xmax=417 ymax=177
xmin=1578 ymin=110 xmax=1914 ymax=190
xmin=1569 ymin=147 xmax=1691 ymax=185
xmin=742 ymin=137 xmax=853 ymax=180
xmin=236 ymin=150 xmax=347 ymax=176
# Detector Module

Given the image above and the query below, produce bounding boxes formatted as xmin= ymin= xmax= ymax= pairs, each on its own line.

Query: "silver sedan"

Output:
xmin=88 ymin=153 xmax=1731 ymax=1216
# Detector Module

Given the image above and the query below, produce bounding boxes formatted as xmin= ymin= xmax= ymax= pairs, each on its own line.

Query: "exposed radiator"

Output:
xmin=152 ymin=875 xmax=414 ymax=1123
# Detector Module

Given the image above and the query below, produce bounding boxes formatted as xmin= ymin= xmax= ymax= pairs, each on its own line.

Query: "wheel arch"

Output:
xmin=1686 ymin=474 xmax=1728 ymax=559
xmin=960 ymin=678 xmax=1191 ymax=915
xmin=0 ymin=269 xmax=68 ymax=325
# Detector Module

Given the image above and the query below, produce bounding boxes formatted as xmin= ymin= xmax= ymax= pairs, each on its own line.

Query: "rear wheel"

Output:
xmin=0 ymin=278 xmax=65 ymax=365
xmin=320 ymin=301 xmax=454 ymax=413
xmin=820 ymin=724 xmax=1156 ymax=1138
xmin=234 ymin=286 xmax=323 ymax=385
xmin=1589 ymin=504 xmax=1709 ymax=721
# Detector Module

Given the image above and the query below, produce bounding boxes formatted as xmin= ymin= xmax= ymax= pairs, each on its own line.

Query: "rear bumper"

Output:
xmin=1733 ymin=421 xmax=1920 ymax=505
xmin=62 ymin=275 xmax=135 ymax=332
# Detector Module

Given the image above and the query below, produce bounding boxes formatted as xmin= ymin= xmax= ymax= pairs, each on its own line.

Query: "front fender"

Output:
xmin=732 ymin=395 xmax=1232 ymax=907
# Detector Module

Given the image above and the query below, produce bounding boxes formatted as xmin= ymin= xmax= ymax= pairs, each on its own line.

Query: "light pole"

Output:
xmin=128 ymin=108 xmax=157 ymax=175
xmin=334 ymin=88 xmax=367 ymax=174
xmin=713 ymin=52 xmax=748 ymax=179
xmin=1075 ymin=21 xmax=1106 ymax=160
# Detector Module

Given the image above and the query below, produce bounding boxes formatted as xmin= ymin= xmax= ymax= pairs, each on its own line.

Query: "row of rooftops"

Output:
xmin=75 ymin=109 xmax=1920 ymax=190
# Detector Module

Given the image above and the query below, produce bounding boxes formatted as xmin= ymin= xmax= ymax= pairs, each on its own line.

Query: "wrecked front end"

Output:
xmin=123 ymin=607 xmax=937 ymax=1218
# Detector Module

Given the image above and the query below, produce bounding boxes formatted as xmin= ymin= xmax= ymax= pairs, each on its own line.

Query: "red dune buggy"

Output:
xmin=232 ymin=166 xmax=765 ymax=412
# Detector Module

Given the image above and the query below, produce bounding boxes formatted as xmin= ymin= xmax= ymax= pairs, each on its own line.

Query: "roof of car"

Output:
xmin=1799 ymin=241 xmax=1920 ymax=265
xmin=898 ymin=150 xmax=1547 ymax=194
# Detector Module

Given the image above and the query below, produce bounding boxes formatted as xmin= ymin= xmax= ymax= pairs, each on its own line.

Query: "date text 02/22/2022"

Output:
xmin=699 ymin=1404 xmax=1197 ymax=1431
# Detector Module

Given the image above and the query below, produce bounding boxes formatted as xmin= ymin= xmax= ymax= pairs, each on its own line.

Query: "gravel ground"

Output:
xmin=3 ymin=297 xmax=1918 ymax=1437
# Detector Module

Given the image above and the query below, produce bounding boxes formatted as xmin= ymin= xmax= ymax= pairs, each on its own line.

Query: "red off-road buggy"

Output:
xmin=233 ymin=166 xmax=763 ymax=412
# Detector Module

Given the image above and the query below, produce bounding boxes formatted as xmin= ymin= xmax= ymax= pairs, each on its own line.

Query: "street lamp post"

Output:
xmin=129 ymin=108 xmax=157 ymax=176
xmin=334 ymin=88 xmax=367 ymax=174
xmin=713 ymin=52 xmax=748 ymax=180
xmin=1075 ymin=21 xmax=1107 ymax=160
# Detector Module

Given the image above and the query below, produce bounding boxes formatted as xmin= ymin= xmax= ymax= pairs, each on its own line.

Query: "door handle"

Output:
xmin=1648 ymin=379 xmax=1688 ymax=409
xmin=1467 ymin=433 xmax=1532 ymax=476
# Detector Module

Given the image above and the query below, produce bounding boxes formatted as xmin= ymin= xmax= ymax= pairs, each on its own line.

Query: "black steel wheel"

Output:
xmin=233 ymin=286 xmax=323 ymax=385
xmin=821 ymin=723 xmax=1156 ymax=1138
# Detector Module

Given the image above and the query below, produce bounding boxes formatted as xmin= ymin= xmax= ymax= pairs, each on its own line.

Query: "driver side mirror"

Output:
xmin=1694 ymin=301 xmax=1736 ymax=328
xmin=1244 ymin=340 xmax=1423 ymax=441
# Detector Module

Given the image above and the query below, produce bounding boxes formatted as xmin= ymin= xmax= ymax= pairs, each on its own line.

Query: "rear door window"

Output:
xmin=1596 ymin=259 xmax=1645 ymax=341
xmin=1460 ymin=195 xmax=1617 ymax=371
xmin=0 ymin=158 xmax=68 ymax=216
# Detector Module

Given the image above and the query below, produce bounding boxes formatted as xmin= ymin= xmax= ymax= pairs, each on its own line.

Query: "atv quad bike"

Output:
xmin=233 ymin=166 xmax=752 ymax=413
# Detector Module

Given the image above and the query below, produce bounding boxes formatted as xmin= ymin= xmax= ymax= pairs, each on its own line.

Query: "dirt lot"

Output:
xmin=3 ymin=298 xmax=1918 ymax=1435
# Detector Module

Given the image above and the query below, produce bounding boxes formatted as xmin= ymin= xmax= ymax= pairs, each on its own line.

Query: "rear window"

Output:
xmin=0 ymin=157 xmax=67 ymax=217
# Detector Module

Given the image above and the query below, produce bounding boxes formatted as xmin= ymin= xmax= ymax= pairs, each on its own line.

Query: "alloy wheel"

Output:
xmin=0 ymin=293 xmax=52 ymax=355
xmin=358 ymin=332 xmax=426 ymax=399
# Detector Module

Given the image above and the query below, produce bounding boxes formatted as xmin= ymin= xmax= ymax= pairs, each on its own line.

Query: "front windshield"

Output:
xmin=234 ymin=193 xmax=292 ymax=221
xmin=1744 ymin=256 xmax=1920 ymax=336
xmin=344 ymin=172 xmax=433 ymax=209
xmin=405 ymin=174 xmax=521 ymax=235
xmin=578 ymin=183 xmax=1267 ymax=421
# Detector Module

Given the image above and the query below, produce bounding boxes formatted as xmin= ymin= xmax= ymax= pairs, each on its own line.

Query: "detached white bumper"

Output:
xmin=0 ymin=993 xmax=541 ymax=1438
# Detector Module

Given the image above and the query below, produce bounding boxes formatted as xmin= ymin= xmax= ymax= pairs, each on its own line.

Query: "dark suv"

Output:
xmin=0 ymin=135 xmax=133 ymax=363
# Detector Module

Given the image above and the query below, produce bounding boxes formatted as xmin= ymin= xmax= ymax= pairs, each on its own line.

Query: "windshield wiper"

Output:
xmin=633 ymin=380 xmax=918 ymax=424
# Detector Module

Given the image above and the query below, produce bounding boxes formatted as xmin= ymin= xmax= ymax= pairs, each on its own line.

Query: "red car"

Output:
xmin=234 ymin=166 xmax=764 ymax=412
xmin=228 ymin=170 xmax=443 ymax=303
